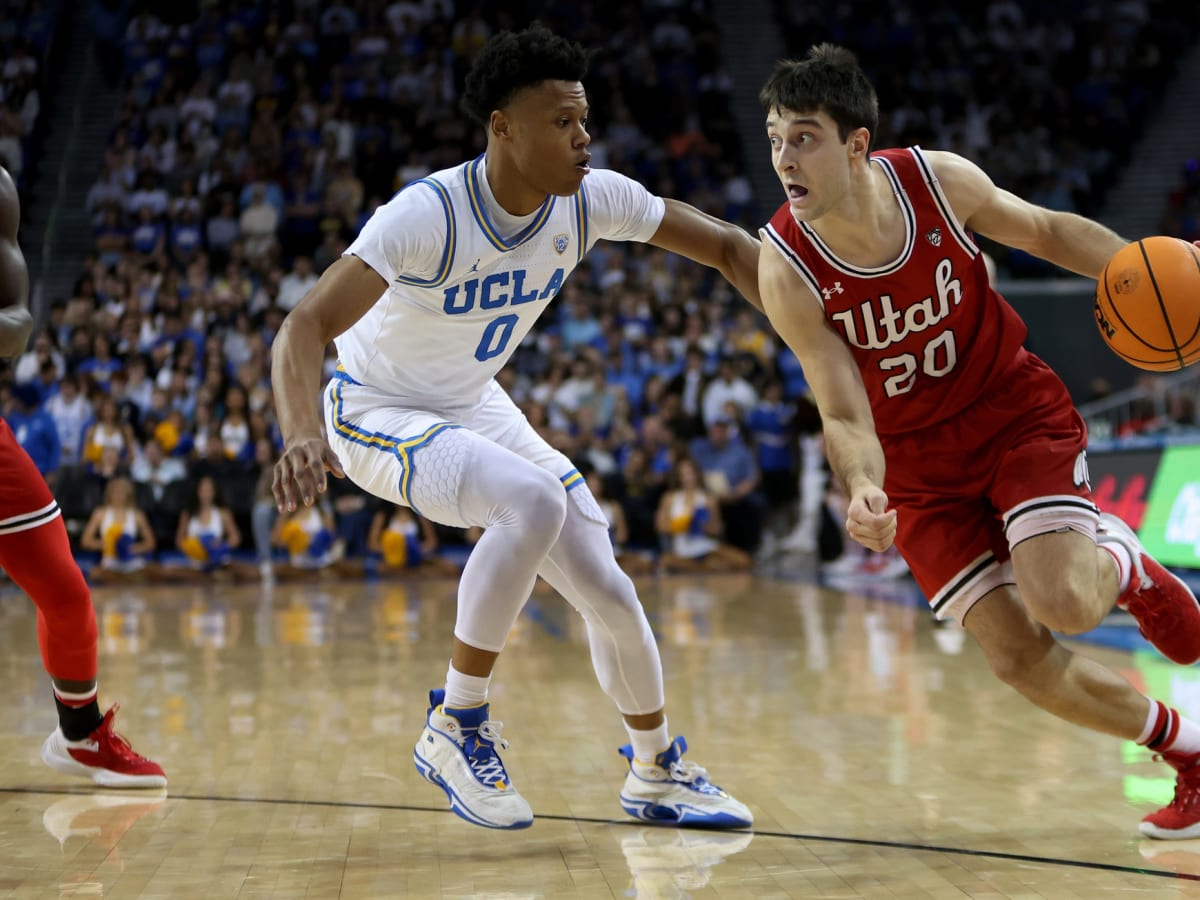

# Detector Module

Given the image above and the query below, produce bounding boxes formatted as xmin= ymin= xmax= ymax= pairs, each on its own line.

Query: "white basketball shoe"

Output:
xmin=618 ymin=737 xmax=753 ymax=829
xmin=412 ymin=689 xmax=533 ymax=829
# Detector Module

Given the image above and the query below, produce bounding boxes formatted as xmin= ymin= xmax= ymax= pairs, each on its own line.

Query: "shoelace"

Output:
xmin=95 ymin=710 xmax=154 ymax=764
xmin=101 ymin=724 xmax=154 ymax=762
xmin=1169 ymin=769 xmax=1200 ymax=812
xmin=667 ymin=759 xmax=710 ymax=784
xmin=466 ymin=720 xmax=510 ymax=786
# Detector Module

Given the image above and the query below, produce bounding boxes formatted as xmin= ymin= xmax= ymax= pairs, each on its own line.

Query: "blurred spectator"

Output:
xmin=366 ymin=504 xmax=460 ymax=578
xmin=13 ymin=328 xmax=63 ymax=383
xmin=747 ymin=380 xmax=798 ymax=555
xmin=587 ymin=472 xmax=654 ymax=576
xmin=81 ymin=395 xmax=136 ymax=468
xmin=175 ymin=475 xmax=257 ymax=581
xmin=44 ymin=374 xmax=92 ymax=467
xmin=5 ymin=382 xmax=60 ymax=478
xmin=130 ymin=437 xmax=186 ymax=504
xmin=701 ymin=355 xmax=758 ymax=427
xmin=80 ymin=477 xmax=162 ymax=585
xmin=277 ymin=255 xmax=318 ymax=311
xmin=239 ymin=182 xmax=280 ymax=264
xmin=689 ymin=415 xmax=764 ymax=553
xmin=655 ymin=456 xmax=753 ymax=574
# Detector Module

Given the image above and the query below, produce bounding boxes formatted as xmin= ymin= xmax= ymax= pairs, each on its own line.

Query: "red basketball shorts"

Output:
xmin=0 ymin=420 xmax=97 ymax=681
xmin=881 ymin=350 xmax=1099 ymax=623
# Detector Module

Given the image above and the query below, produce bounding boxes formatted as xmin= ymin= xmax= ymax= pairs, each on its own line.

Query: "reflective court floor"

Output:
xmin=3 ymin=573 xmax=1200 ymax=898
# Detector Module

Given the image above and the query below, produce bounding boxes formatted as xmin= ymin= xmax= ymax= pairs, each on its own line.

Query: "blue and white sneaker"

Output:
xmin=412 ymin=689 xmax=533 ymax=829
xmin=618 ymin=737 xmax=752 ymax=829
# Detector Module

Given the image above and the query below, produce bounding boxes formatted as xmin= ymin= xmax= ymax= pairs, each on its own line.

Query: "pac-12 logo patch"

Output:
xmin=553 ymin=233 xmax=570 ymax=254
xmin=925 ymin=227 xmax=943 ymax=247
xmin=1073 ymin=449 xmax=1091 ymax=491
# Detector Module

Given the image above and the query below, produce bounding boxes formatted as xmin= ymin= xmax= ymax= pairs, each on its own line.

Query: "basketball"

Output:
xmin=1094 ymin=236 xmax=1200 ymax=371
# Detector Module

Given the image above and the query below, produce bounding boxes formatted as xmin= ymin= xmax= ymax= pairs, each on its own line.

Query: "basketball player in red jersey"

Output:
xmin=0 ymin=166 xmax=164 ymax=787
xmin=757 ymin=46 xmax=1200 ymax=839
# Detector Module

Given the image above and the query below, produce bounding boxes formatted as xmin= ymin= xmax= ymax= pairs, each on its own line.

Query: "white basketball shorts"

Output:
xmin=323 ymin=371 xmax=592 ymax=528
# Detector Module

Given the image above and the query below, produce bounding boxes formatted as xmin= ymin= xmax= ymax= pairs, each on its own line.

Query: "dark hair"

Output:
xmin=759 ymin=44 xmax=879 ymax=150
xmin=461 ymin=25 xmax=590 ymax=127
xmin=188 ymin=475 xmax=225 ymax=513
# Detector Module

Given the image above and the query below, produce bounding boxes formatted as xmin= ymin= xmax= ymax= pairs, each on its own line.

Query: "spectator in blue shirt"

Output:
xmin=6 ymin=383 xmax=61 ymax=479
xmin=689 ymin=414 xmax=764 ymax=553
xmin=77 ymin=332 xmax=122 ymax=391
xmin=129 ymin=205 xmax=165 ymax=258
xmin=747 ymin=380 xmax=800 ymax=555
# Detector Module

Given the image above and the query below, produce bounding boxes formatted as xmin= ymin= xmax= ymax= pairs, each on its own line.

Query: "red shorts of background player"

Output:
xmin=882 ymin=349 xmax=1099 ymax=624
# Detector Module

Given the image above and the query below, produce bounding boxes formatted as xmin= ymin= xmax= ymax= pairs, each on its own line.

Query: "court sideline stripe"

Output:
xmin=1 ymin=786 xmax=1197 ymax=882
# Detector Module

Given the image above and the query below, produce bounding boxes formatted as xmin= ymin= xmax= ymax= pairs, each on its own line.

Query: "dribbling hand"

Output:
xmin=273 ymin=435 xmax=345 ymax=512
xmin=845 ymin=484 xmax=897 ymax=552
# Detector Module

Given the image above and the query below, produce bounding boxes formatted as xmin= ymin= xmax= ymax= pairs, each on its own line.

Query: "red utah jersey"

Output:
xmin=763 ymin=146 xmax=1029 ymax=435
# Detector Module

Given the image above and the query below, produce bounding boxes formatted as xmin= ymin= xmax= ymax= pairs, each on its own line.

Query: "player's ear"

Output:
xmin=489 ymin=109 xmax=510 ymax=142
xmin=847 ymin=127 xmax=870 ymax=159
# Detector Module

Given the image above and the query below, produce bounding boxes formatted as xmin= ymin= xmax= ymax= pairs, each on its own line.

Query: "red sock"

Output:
xmin=0 ymin=513 xmax=97 ymax=682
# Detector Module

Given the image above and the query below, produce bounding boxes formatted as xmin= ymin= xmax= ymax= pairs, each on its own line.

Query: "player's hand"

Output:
xmin=845 ymin=484 xmax=897 ymax=552
xmin=273 ymin=434 xmax=345 ymax=513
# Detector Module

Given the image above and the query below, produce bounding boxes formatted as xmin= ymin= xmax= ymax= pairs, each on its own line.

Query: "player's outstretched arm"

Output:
xmin=270 ymin=255 xmax=386 ymax=512
xmin=927 ymin=150 xmax=1127 ymax=280
xmin=759 ymin=242 xmax=896 ymax=552
xmin=648 ymin=199 xmax=763 ymax=312
xmin=0 ymin=166 xmax=33 ymax=358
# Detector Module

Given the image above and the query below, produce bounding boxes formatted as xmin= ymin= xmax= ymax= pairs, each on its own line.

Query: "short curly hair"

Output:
xmin=461 ymin=25 xmax=590 ymax=127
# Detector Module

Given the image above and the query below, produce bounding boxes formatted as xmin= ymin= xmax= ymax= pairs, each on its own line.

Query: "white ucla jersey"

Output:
xmin=336 ymin=155 xmax=665 ymax=406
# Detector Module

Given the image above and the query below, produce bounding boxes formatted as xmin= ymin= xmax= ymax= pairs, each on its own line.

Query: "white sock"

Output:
xmin=1172 ymin=716 xmax=1200 ymax=755
xmin=625 ymin=719 xmax=670 ymax=765
xmin=444 ymin=663 xmax=490 ymax=711
xmin=1099 ymin=540 xmax=1133 ymax=593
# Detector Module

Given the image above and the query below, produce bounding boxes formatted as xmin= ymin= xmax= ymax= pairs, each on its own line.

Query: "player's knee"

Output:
xmin=592 ymin=565 xmax=640 ymax=617
xmin=510 ymin=468 xmax=568 ymax=539
xmin=37 ymin=566 xmax=95 ymax=636
xmin=985 ymin=642 xmax=1052 ymax=692
xmin=1021 ymin=574 xmax=1100 ymax=635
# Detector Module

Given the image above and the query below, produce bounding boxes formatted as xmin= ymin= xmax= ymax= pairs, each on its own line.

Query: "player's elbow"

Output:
xmin=275 ymin=305 xmax=331 ymax=359
xmin=0 ymin=306 xmax=33 ymax=357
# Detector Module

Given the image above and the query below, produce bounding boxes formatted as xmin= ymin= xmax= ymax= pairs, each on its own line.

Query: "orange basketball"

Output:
xmin=1094 ymin=236 xmax=1200 ymax=371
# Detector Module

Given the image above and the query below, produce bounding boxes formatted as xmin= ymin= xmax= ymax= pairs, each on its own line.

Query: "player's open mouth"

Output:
xmin=787 ymin=184 xmax=808 ymax=199
xmin=575 ymin=157 xmax=591 ymax=173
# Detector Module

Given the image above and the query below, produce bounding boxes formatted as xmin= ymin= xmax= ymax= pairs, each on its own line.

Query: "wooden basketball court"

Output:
xmin=2 ymin=571 xmax=1199 ymax=898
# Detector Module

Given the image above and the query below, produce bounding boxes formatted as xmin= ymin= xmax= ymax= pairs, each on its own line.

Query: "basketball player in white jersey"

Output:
xmin=272 ymin=27 xmax=758 ymax=830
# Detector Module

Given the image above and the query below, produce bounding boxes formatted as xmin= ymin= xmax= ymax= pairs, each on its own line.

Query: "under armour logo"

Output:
xmin=926 ymin=227 xmax=943 ymax=246
xmin=1073 ymin=450 xmax=1091 ymax=491
xmin=821 ymin=282 xmax=844 ymax=300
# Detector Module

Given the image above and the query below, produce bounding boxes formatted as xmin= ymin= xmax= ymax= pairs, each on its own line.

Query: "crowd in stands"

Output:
xmin=12 ymin=2 xmax=1197 ymax=585
xmin=1162 ymin=155 xmax=1200 ymax=246
xmin=0 ymin=0 xmax=835 ymax=584
xmin=772 ymin=0 xmax=1200 ymax=276
xmin=0 ymin=0 xmax=60 ymax=193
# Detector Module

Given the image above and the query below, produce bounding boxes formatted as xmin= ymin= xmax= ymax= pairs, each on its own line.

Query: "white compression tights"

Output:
xmin=407 ymin=428 xmax=664 ymax=715
xmin=538 ymin=500 xmax=665 ymax=716
xmin=417 ymin=431 xmax=569 ymax=654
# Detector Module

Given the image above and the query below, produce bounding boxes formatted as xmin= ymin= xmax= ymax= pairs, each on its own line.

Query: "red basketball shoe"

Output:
xmin=41 ymin=704 xmax=167 ymax=788
xmin=1141 ymin=751 xmax=1200 ymax=839
xmin=1100 ymin=514 xmax=1200 ymax=665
